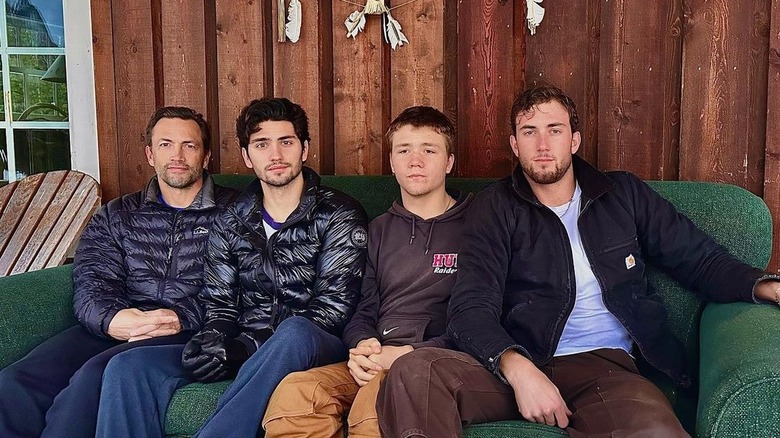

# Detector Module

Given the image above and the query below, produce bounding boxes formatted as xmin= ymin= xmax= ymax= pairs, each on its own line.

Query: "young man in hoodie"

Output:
xmin=262 ymin=106 xmax=473 ymax=438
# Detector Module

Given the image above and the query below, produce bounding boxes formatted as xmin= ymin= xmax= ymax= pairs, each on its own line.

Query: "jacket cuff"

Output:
xmin=203 ymin=320 xmax=239 ymax=338
xmin=98 ymin=306 xmax=124 ymax=339
xmin=490 ymin=345 xmax=532 ymax=385
xmin=752 ymin=274 xmax=780 ymax=304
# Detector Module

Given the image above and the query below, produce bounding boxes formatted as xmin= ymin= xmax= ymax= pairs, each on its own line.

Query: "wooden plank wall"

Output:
xmin=92 ymin=0 xmax=780 ymax=270
xmin=91 ymin=0 xmax=521 ymax=197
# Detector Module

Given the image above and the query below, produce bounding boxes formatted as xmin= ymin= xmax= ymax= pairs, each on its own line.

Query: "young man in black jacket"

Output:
xmin=0 ymin=106 xmax=238 ymax=438
xmin=95 ymin=97 xmax=369 ymax=438
xmin=377 ymin=85 xmax=780 ymax=437
xmin=262 ymin=106 xmax=473 ymax=438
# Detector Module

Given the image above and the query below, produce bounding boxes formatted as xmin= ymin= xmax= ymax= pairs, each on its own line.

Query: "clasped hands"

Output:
xmin=346 ymin=337 xmax=412 ymax=386
xmin=107 ymin=308 xmax=181 ymax=342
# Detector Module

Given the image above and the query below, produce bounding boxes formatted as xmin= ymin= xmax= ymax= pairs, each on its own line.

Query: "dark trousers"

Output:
xmin=0 ymin=324 xmax=189 ymax=438
xmin=96 ymin=316 xmax=348 ymax=438
xmin=377 ymin=347 xmax=690 ymax=438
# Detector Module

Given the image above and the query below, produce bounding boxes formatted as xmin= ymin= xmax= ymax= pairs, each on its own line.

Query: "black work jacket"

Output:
xmin=201 ymin=167 xmax=368 ymax=353
xmin=448 ymin=156 xmax=766 ymax=387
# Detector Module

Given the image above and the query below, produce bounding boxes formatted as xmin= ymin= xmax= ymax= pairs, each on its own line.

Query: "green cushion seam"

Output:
xmin=710 ymin=376 xmax=780 ymax=436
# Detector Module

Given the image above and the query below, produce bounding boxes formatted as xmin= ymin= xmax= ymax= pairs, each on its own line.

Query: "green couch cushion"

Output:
xmin=0 ymin=264 xmax=76 ymax=368
xmin=697 ymin=302 xmax=780 ymax=437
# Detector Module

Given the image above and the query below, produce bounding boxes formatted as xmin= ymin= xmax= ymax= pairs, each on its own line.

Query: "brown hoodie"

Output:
xmin=342 ymin=190 xmax=474 ymax=349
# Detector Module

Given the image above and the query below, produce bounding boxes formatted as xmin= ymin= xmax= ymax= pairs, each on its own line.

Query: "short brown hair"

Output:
xmin=144 ymin=106 xmax=211 ymax=151
xmin=386 ymin=106 xmax=455 ymax=155
xmin=510 ymin=84 xmax=579 ymax=134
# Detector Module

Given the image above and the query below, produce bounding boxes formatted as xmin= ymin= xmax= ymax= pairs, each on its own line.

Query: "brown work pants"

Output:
xmin=377 ymin=347 xmax=689 ymax=438
xmin=263 ymin=361 xmax=385 ymax=438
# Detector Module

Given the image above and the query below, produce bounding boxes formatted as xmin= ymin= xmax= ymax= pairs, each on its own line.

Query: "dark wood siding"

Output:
xmin=91 ymin=0 xmax=780 ymax=271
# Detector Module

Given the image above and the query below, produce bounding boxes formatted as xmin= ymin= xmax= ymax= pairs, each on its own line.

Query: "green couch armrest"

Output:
xmin=697 ymin=302 xmax=780 ymax=437
xmin=0 ymin=265 xmax=77 ymax=368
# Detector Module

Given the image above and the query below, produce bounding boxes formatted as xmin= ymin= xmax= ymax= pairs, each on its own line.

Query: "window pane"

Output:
xmin=5 ymin=0 xmax=64 ymax=48
xmin=8 ymin=54 xmax=67 ymax=121
xmin=13 ymin=128 xmax=69 ymax=177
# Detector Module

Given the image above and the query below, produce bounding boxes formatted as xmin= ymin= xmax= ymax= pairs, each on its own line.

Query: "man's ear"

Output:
xmin=145 ymin=145 xmax=154 ymax=166
xmin=509 ymin=134 xmax=520 ymax=159
xmin=301 ymin=140 xmax=309 ymax=163
xmin=241 ymin=148 xmax=253 ymax=169
xmin=571 ymin=131 xmax=581 ymax=155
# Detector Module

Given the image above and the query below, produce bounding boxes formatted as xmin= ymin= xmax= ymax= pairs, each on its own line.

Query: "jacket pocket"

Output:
xmin=596 ymin=235 xmax=645 ymax=288
xmin=376 ymin=316 xmax=431 ymax=345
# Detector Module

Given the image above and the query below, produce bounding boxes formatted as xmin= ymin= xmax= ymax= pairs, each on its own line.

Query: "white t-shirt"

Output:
xmin=263 ymin=220 xmax=279 ymax=238
xmin=550 ymin=183 xmax=633 ymax=357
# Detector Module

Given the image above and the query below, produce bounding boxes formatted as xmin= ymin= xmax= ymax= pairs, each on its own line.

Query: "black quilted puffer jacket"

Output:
xmin=73 ymin=173 xmax=239 ymax=338
xmin=200 ymin=167 xmax=368 ymax=353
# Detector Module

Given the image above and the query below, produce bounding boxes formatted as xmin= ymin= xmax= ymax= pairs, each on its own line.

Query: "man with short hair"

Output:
xmin=263 ymin=106 xmax=473 ymax=438
xmin=96 ymin=97 xmax=369 ymax=438
xmin=377 ymin=84 xmax=780 ymax=437
xmin=0 ymin=106 xmax=238 ymax=438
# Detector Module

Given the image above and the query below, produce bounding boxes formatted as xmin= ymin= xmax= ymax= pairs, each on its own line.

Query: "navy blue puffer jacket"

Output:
xmin=73 ymin=174 xmax=239 ymax=338
xmin=200 ymin=167 xmax=368 ymax=353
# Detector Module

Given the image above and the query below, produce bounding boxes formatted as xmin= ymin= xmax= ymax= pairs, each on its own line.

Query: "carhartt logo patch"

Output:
xmin=625 ymin=254 xmax=636 ymax=270
xmin=194 ymin=226 xmax=209 ymax=235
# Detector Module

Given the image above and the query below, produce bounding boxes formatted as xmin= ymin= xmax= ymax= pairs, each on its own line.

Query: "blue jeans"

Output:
xmin=0 ymin=325 xmax=189 ymax=438
xmin=96 ymin=316 xmax=348 ymax=438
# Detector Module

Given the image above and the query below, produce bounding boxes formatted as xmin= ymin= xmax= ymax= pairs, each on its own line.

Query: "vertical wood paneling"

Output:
xmin=214 ymin=0 xmax=271 ymax=174
xmin=332 ymin=2 xmax=389 ymax=175
xmin=764 ymin=0 xmax=780 ymax=272
xmin=90 ymin=0 xmax=120 ymax=201
xmin=456 ymin=0 xmax=516 ymax=177
xmin=390 ymin=0 xmax=448 ymax=173
xmin=681 ymin=0 xmax=769 ymax=193
xmin=598 ymin=0 xmax=682 ymax=180
xmin=272 ymin=0 xmax=334 ymax=174
xmin=524 ymin=0 xmax=600 ymax=166
xmin=112 ymin=1 xmax=158 ymax=194
xmin=160 ymin=1 xmax=208 ymax=111
xmin=390 ymin=1 xmax=446 ymax=116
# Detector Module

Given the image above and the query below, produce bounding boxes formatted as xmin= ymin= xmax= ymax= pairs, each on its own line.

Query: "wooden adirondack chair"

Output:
xmin=0 ymin=170 xmax=100 ymax=276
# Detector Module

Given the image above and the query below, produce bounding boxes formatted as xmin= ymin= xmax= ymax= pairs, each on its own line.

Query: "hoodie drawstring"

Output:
xmin=409 ymin=216 xmax=416 ymax=245
xmin=424 ymin=220 xmax=437 ymax=254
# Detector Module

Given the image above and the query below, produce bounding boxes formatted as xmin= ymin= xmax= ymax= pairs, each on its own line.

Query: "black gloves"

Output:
xmin=182 ymin=329 xmax=249 ymax=383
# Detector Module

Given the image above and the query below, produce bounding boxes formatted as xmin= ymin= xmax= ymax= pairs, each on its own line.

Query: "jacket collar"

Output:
xmin=143 ymin=171 xmax=218 ymax=210
xmin=510 ymin=155 xmax=615 ymax=204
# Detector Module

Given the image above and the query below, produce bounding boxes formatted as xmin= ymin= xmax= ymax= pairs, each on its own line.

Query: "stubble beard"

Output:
xmin=521 ymin=157 xmax=571 ymax=185
xmin=260 ymin=162 xmax=303 ymax=188
xmin=159 ymin=165 xmax=201 ymax=189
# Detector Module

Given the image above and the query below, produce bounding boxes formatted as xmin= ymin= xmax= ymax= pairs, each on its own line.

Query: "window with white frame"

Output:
xmin=0 ymin=0 xmax=97 ymax=185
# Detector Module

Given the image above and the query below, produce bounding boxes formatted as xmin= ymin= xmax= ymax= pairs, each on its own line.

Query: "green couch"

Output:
xmin=1 ymin=174 xmax=779 ymax=437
